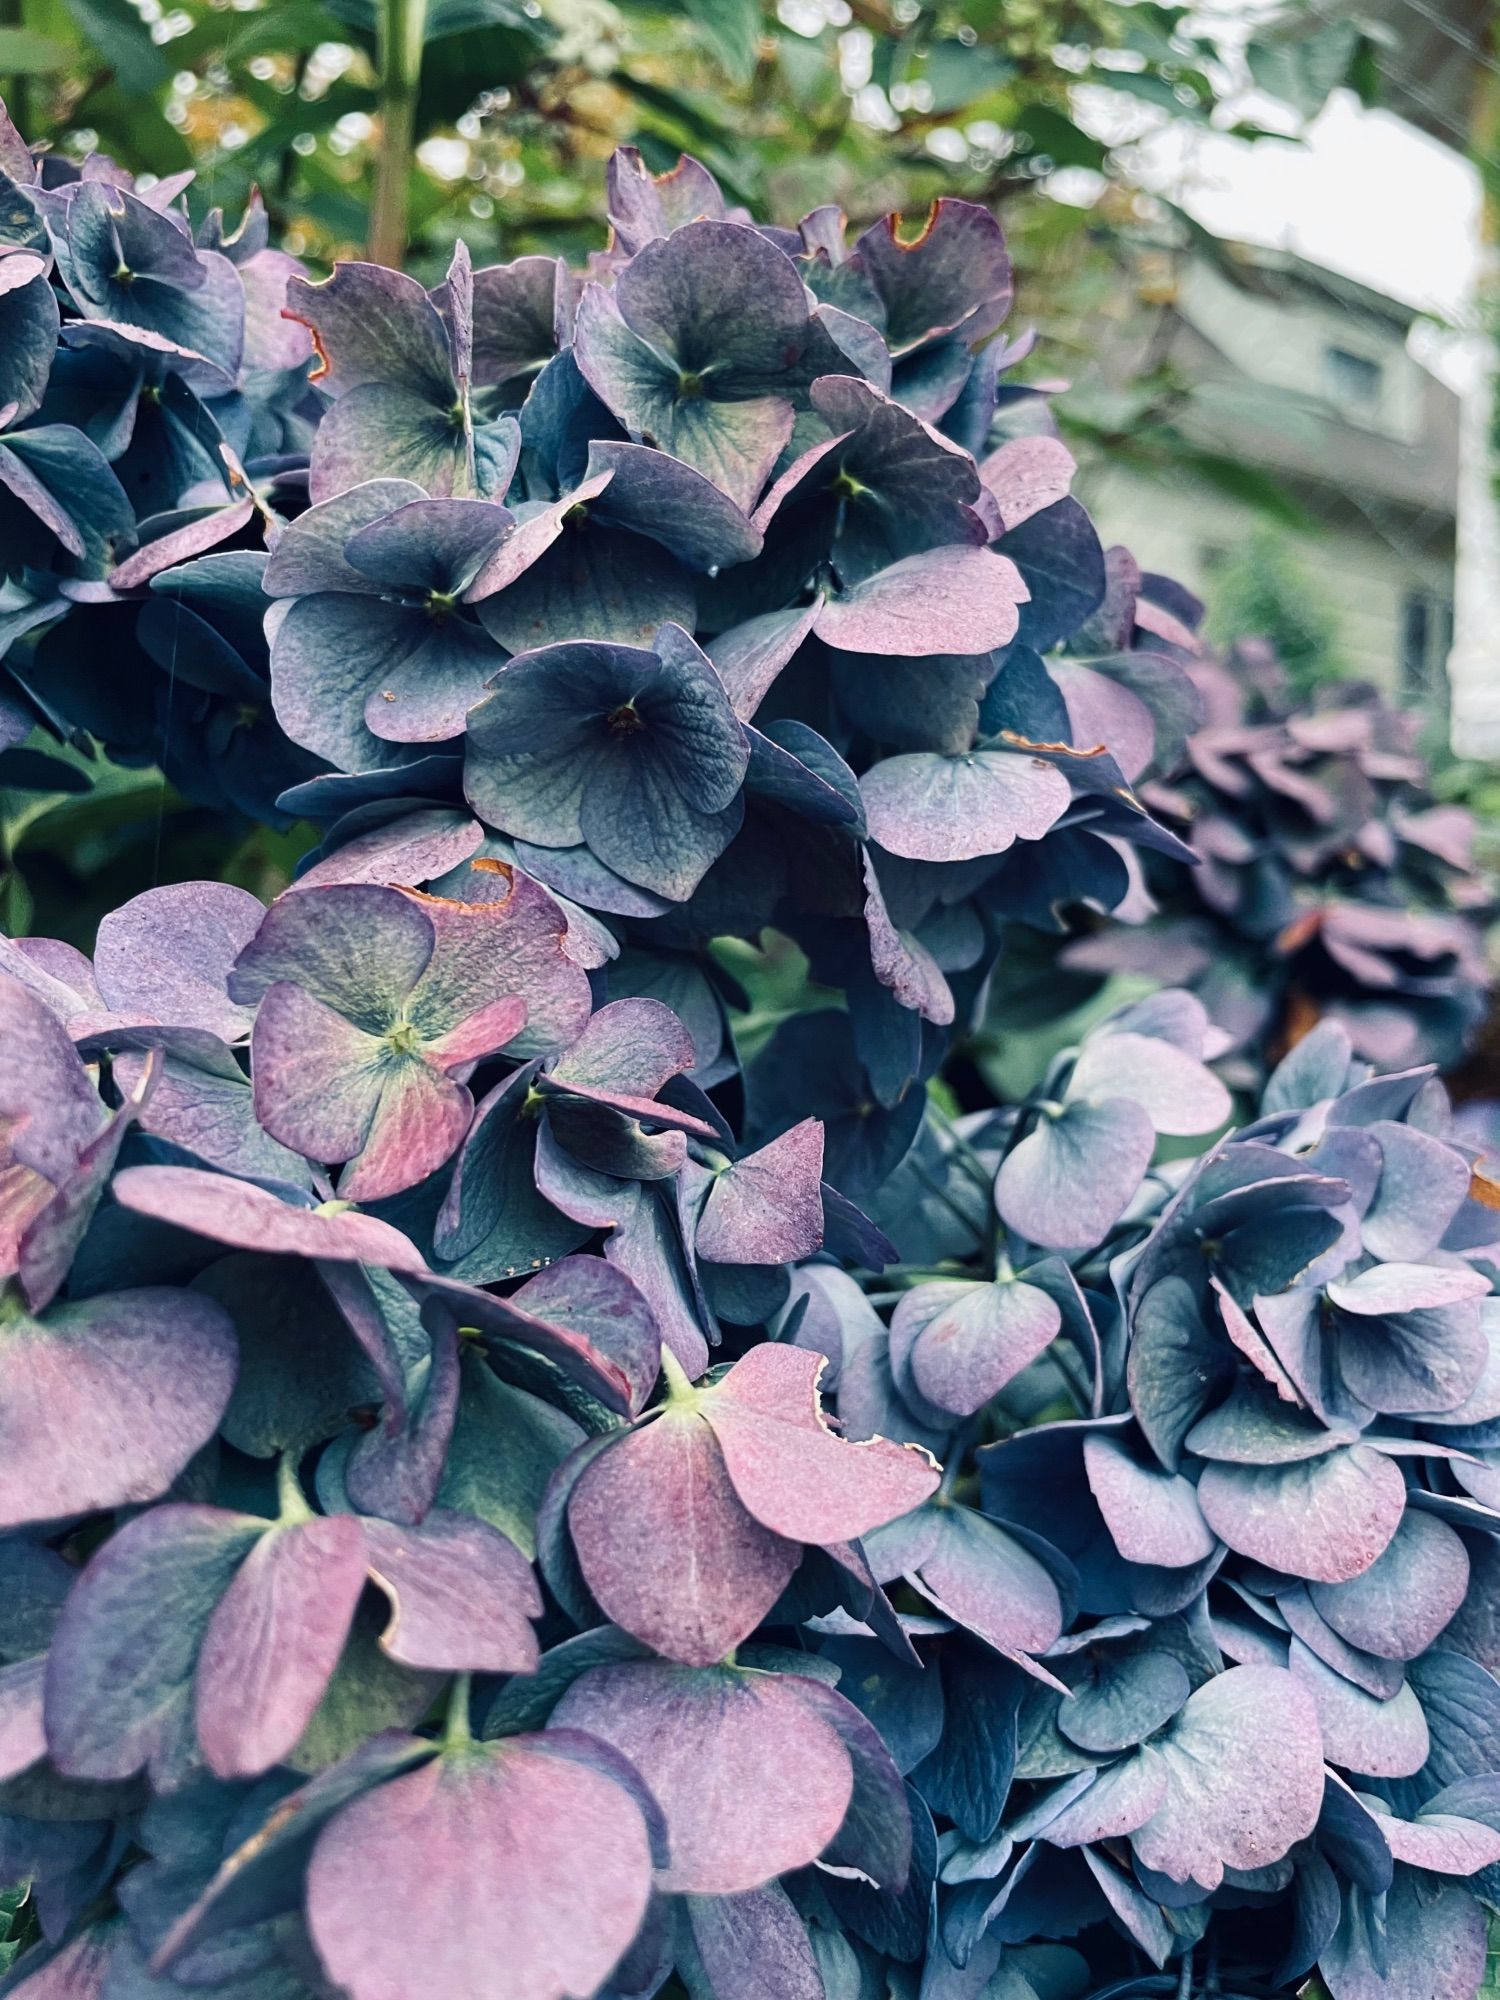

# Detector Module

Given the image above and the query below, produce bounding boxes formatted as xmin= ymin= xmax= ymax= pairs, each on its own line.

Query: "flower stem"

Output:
xmin=276 ymin=1450 xmax=313 ymax=1524
xmin=659 ymin=1343 xmax=697 ymax=1404
xmin=370 ymin=0 xmax=429 ymax=265
xmin=445 ymin=1672 xmax=473 ymax=1749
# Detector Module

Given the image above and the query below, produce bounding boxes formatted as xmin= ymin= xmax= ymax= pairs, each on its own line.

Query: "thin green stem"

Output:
xmin=659 ymin=1344 xmax=697 ymax=1403
xmin=923 ymin=1101 xmax=996 ymax=1197
xmin=276 ymin=1450 xmax=313 ymax=1524
xmin=445 ymin=1672 xmax=473 ymax=1748
xmin=369 ymin=0 xmax=429 ymax=265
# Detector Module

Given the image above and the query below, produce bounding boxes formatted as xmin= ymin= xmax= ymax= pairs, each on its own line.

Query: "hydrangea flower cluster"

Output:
xmin=0 ymin=101 xmax=1199 ymax=1046
xmin=1059 ymin=645 xmax=1494 ymax=1076
xmin=1 ymin=96 xmax=1499 ymax=2000
xmin=4 ymin=880 xmax=1500 ymax=2000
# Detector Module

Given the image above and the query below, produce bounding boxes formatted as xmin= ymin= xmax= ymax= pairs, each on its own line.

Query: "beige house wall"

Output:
xmin=1083 ymin=462 xmax=1456 ymax=700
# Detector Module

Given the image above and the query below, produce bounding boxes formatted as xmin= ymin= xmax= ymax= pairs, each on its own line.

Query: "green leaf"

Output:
xmin=900 ymin=40 xmax=1014 ymax=115
xmin=0 ymin=27 xmax=70 ymax=72
xmin=1246 ymin=16 xmax=1364 ymax=122
xmin=1013 ymin=103 xmax=1108 ymax=173
xmin=57 ymin=0 xmax=166 ymax=94
xmin=679 ymin=0 xmax=761 ymax=84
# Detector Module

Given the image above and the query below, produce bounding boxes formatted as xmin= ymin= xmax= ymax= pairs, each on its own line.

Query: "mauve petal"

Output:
xmin=229 ymin=882 xmax=434 ymax=1029
xmin=1127 ymin=1665 xmax=1324 ymax=1891
xmin=1082 ymin=1431 xmax=1216 ymax=1569
xmin=859 ymin=748 xmax=1068 ymax=864
xmin=1196 ymin=1445 xmax=1407 ymax=1584
xmin=695 ymin=1119 xmax=825 ymax=1266
xmin=703 ymin=1343 xmax=939 ymax=1544
xmin=551 ymin=1659 xmax=854 ymax=1895
xmin=363 ymin=1509 xmax=542 ymax=1672
xmin=92 ymin=882 xmax=263 ymax=1041
xmin=898 ymin=1278 xmax=1060 ymax=1419
xmin=250 ymin=980 xmax=387 ymax=1166
xmin=0 ymin=1655 xmax=46 ymax=1780
xmin=196 ymin=1513 xmax=368 ymax=1778
xmin=568 ymin=1411 xmax=797 ymax=1665
xmin=817 ymin=547 xmax=1028 ymax=658
xmin=111 ymin=1163 xmax=430 ymax=1272
xmin=337 ymin=1059 xmax=474 ymax=1203
xmin=307 ymin=1736 xmax=655 ymax=2000
xmin=0 ymin=1288 xmax=237 ymax=1530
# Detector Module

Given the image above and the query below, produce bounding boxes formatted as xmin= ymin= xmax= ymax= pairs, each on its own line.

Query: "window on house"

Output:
xmin=1401 ymin=587 xmax=1454 ymax=714
xmin=1400 ymin=591 xmax=1429 ymax=700
xmin=1323 ymin=345 xmax=1383 ymax=416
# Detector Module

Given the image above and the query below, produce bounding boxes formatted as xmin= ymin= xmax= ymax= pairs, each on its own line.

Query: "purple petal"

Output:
xmin=567 ymin=1412 xmax=797 ymax=1664
xmin=0 ymin=971 xmax=106 ymax=1185
xmin=196 ymin=1513 xmax=367 ymax=1779
xmin=586 ymin=440 xmax=762 ymax=570
xmin=0 ymin=1655 xmax=46 ymax=1780
xmin=551 ymin=1659 xmax=854 ymax=1894
xmin=17 ymin=1055 xmax=156 ymax=1312
xmin=816 ymin=547 xmax=1028 ymax=658
xmin=1327 ymin=1263 xmax=1489 ymax=1315
xmin=1308 ymin=1508 xmax=1469 ymax=1660
xmin=1288 ymin=1640 xmax=1429 ymax=1779
xmin=602 ymin=1187 xmax=713 ymax=1380
xmin=696 ymin=1119 xmax=825 ymax=1266
xmin=860 ymin=748 xmax=1068 ymax=863
xmin=680 ymin=1887 xmax=822 ymax=2000
xmin=1362 ymin=1120 xmax=1473 ymax=1261
xmin=109 ymin=495 xmax=259 ymax=591
xmin=550 ymin=997 xmax=696 ymax=1101
xmin=229 ymin=882 xmax=435 ymax=1027
xmin=848 ymin=200 xmax=1011 ymax=352
xmin=1196 ymin=1444 xmax=1407 ymax=1584
xmin=913 ymin=1504 xmax=1064 ymax=1658
xmin=1082 ymin=1431 xmax=1217 ymax=1569
xmin=415 ymin=1272 xmax=636 ymax=1417
xmin=150 ymin=1730 xmax=435 ymax=1973
xmin=249 ymin=979 xmax=388 ymax=1163
xmin=0 ymin=1288 xmax=237 ymax=1529
xmin=113 ymin=1162 xmax=429 ymax=1269
xmin=1371 ymin=1805 xmax=1500 ymax=1876
xmin=294 ymin=810 xmax=486 ymax=892
xmin=44 ymin=1503 xmax=264 ymax=1782
xmin=363 ymin=1510 xmax=542 ymax=1671
xmin=110 ymin=1041 xmax=309 ymax=1187
xmin=707 ymin=604 xmax=821 ymax=723
xmin=262 ymin=478 xmax=427 ymax=598
xmin=979 ymin=434 xmax=1075 ymax=532
xmin=1321 ymin=1869 xmax=1487 ymax=2000
xmin=895 ymin=1279 xmax=1060 ymax=1418
xmin=784 ymin=1673 xmax=911 ymax=1891
xmin=703 ymin=1343 xmax=940 ymax=1543
xmin=344 ymin=1305 xmax=459 ymax=1524
xmin=995 ymin=1097 xmax=1156 ymax=1251
xmin=509 ymin=1258 xmax=664 ymax=1416
xmin=1069 ymin=1030 xmax=1230 ymax=1137
xmin=307 ymin=1735 xmax=655 ymax=2000
xmin=286 ymin=261 xmax=454 ymax=398
xmin=1128 ymin=1665 xmax=1324 ymax=1890
xmin=93 ymin=882 xmax=262 ymax=1043
xmin=404 ymin=863 xmax=592 ymax=1058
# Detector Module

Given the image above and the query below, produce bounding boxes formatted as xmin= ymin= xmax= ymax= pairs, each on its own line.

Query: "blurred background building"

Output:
xmin=1083 ymin=239 xmax=1462 ymax=709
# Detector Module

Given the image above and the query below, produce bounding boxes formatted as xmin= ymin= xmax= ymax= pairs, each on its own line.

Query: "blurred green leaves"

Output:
xmin=2 ymin=0 xmax=1377 ymax=277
